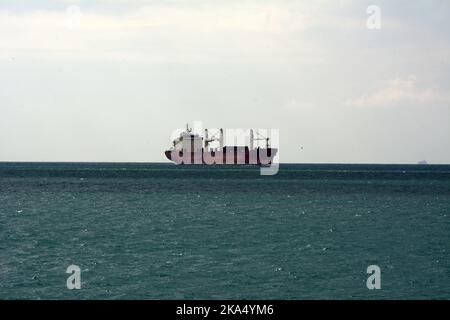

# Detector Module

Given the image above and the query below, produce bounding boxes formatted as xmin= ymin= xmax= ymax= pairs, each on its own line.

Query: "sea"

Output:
xmin=0 ymin=162 xmax=449 ymax=299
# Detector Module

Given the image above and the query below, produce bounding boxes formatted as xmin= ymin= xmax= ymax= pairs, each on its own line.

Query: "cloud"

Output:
xmin=344 ymin=76 xmax=450 ymax=108
xmin=0 ymin=2 xmax=325 ymax=63
xmin=0 ymin=1 xmax=371 ymax=64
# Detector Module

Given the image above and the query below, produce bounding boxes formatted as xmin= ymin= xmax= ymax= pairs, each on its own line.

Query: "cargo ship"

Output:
xmin=165 ymin=124 xmax=278 ymax=165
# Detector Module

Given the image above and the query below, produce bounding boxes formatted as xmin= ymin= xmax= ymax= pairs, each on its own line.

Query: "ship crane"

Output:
xmin=250 ymin=129 xmax=270 ymax=150
xmin=204 ymin=128 xmax=224 ymax=150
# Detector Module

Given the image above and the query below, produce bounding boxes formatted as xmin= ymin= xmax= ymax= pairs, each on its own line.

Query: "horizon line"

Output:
xmin=0 ymin=161 xmax=449 ymax=166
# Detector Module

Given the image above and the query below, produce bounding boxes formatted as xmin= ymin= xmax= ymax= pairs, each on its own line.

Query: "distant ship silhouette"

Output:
xmin=417 ymin=160 xmax=428 ymax=165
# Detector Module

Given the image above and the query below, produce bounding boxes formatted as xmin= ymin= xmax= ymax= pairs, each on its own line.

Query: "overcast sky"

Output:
xmin=0 ymin=0 xmax=449 ymax=163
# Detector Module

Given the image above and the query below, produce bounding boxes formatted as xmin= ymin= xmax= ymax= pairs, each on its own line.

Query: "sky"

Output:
xmin=0 ymin=0 xmax=449 ymax=163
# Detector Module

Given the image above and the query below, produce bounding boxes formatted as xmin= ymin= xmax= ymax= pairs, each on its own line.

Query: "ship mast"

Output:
xmin=204 ymin=128 xmax=222 ymax=150
xmin=251 ymin=129 xmax=270 ymax=149
xmin=205 ymin=129 xmax=213 ymax=150
xmin=219 ymin=128 xmax=224 ymax=149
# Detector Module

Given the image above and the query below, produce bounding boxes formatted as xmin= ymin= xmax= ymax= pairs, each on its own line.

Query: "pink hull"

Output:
xmin=165 ymin=148 xmax=277 ymax=166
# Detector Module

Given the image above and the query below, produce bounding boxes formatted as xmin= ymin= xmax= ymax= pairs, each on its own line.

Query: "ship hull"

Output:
xmin=165 ymin=147 xmax=277 ymax=166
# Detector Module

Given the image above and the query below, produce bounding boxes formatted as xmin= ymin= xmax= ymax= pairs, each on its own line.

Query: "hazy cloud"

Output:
xmin=344 ymin=76 xmax=450 ymax=108
xmin=0 ymin=3 xmax=325 ymax=63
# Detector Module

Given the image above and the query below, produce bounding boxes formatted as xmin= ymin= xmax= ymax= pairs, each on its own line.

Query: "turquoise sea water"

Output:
xmin=0 ymin=162 xmax=449 ymax=299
